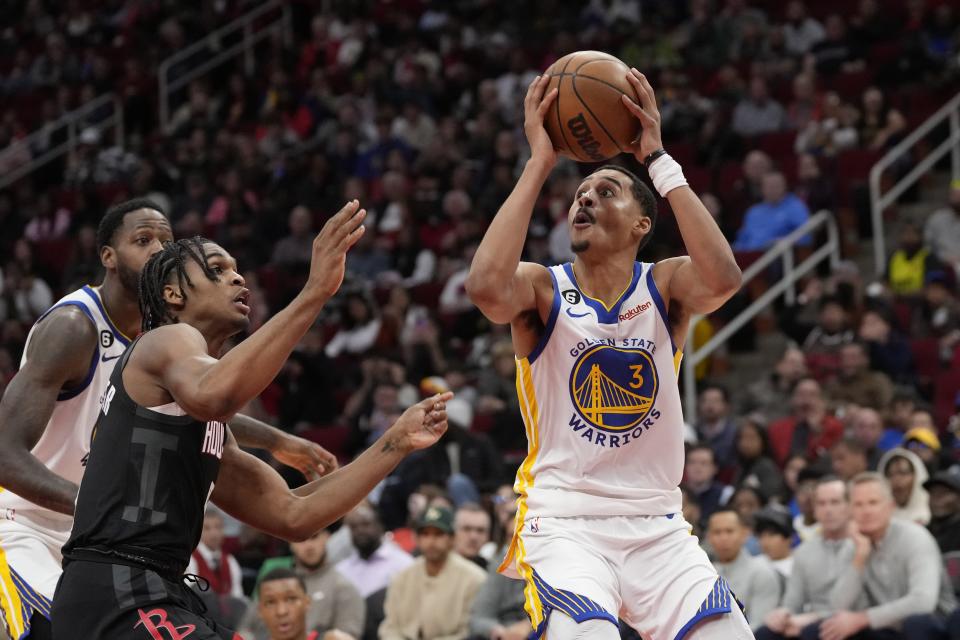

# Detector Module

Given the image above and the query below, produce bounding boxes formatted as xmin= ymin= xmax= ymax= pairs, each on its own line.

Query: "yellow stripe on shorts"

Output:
xmin=0 ymin=546 xmax=25 ymax=639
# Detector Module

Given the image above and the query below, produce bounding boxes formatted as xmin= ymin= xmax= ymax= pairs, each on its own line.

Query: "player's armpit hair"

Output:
xmin=139 ymin=237 xmax=219 ymax=332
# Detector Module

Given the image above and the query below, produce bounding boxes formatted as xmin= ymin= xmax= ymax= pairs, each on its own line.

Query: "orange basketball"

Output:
xmin=543 ymin=51 xmax=641 ymax=163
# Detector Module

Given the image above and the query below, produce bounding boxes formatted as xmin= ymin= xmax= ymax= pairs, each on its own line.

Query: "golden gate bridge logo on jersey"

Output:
xmin=568 ymin=344 xmax=660 ymax=448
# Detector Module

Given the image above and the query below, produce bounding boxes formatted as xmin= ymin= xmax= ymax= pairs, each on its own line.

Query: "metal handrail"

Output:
xmin=682 ymin=210 xmax=841 ymax=422
xmin=0 ymin=93 xmax=123 ymax=189
xmin=157 ymin=0 xmax=290 ymax=132
xmin=869 ymin=92 xmax=960 ymax=275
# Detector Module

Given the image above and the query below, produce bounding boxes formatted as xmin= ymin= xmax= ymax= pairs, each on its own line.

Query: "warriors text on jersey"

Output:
xmin=0 ymin=286 xmax=130 ymax=541
xmin=511 ymin=262 xmax=685 ymax=522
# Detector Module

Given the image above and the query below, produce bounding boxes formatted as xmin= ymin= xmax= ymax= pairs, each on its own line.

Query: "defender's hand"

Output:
xmin=305 ymin=200 xmax=366 ymax=302
xmin=621 ymin=68 xmax=664 ymax=163
xmin=524 ymin=74 xmax=559 ymax=168
xmin=272 ymin=434 xmax=339 ymax=480
xmin=383 ymin=392 xmax=453 ymax=454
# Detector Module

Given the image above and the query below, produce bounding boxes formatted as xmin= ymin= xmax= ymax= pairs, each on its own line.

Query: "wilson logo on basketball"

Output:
xmin=618 ymin=301 xmax=651 ymax=322
xmin=566 ymin=114 xmax=605 ymax=162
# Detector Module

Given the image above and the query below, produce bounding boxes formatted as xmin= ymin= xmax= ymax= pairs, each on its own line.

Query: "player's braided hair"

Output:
xmin=139 ymin=237 xmax=219 ymax=332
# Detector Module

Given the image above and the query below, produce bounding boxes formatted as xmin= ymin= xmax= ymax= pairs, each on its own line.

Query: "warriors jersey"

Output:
xmin=0 ymin=285 xmax=131 ymax=543
xmin=512 ymin=262 xmax=684 ymax=521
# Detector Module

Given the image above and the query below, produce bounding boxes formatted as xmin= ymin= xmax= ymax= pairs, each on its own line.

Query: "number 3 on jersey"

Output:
xmin=628 ymin=364 xmax=644 ymax=389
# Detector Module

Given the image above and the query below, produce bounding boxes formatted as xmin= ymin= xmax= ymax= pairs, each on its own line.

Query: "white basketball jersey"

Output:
xmin=0 ymin=286 xmax=131 ymax=543
xmin=514 ymin=262 xmax=684 ymax=519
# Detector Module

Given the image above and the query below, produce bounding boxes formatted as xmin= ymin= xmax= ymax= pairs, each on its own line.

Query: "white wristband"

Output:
xmin=648 ymin=153 xmax=688 ymax=198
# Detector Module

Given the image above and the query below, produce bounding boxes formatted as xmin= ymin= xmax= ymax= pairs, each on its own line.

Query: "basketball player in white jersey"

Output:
xmin=0 ymin=199 xmax=337 ymax=640
xmin=467 ymin=71 xmax=752 ymax=639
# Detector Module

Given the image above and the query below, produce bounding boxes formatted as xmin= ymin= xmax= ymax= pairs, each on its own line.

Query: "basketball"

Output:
xmin=543 ymin=51 xmax=642 ymax=163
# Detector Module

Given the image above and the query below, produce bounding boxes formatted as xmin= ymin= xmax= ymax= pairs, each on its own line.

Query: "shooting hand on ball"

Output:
xmin=621 ymin=68 xmax=664 ymax=163
xmin=523 ymin=74 xmax=559 ymax=168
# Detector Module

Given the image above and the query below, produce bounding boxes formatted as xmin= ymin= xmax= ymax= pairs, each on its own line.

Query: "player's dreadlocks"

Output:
xmin=139 ymin=237 xmax=220 ymax=332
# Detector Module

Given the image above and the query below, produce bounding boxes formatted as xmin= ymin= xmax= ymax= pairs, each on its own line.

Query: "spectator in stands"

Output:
xmin=241 ymin=526 xmax=365 ymax=640
xmin=271 ymin=206 xmax=315 ymax=268
xmin=733 ymin=171 xmax=811 ymax=252
xmin=826 ymin=341 xmax=894 ymax=412
xmin=880 ymin=448 xmax=931 ymax=525
xmin=923 ymin=181 xmax=960 ymax=277
xmin=913 ymin=271 xmax=960 ymax=359
xmin=469 ymin=565 xmax=530 ymax=640
xmin=801 ymin=296 xmax=855 ymax=377
xmin=682 ymin=487 xmax=704 ymax=540
xmin=769 ymin=377 xmax=845 ymax=467
xmin=794 ymin=154 xmax=837 ymax=215
xmin=732 ymin=415 xmax=786 ymax=501
xmin=815 ymin=473 xmax=956 ymax=639
xmin=850 ymin=407 xmax=885 ymax=469
xmin=858 ymin=307 xmax=914 ymax=386
xmin=453 ymin=503 xmax=492 ymax=570
xmin=337 ymin=504 xmax=414 ymax=600
xmin=684 ymin=444 xmax=734 ymax=530
xmin=757 ymin=477 xmax=854 ymax=640
xmin=786 ymin=74 xmax=820 ymax=131
xmin=791 ymin=466 xmax=824 ymax=542
xmin=904 ymin=425 xmax=948 ymax=476
xmin=660 ymin=73 xmax=713 ymax=142
xmin=924 ymin=466 xmax=960 ymax=556
xmin=732 ymin=76 xmax=786 ymax=138
xmin=742 ymin=345 xmax=808 ymax=421
xmin=0 ymin=262 xmax=53 ymax=324
xmin=708 ymin=509 xmax=782 ymax=631
xmin=888 ymin=223 xmax=938 ymax=297
xmin=380 ymin=506 xmax=486 ymax=640
xmin=831 ymin=438 xmax=871 ymax=482
xmin=729 ymin=484 xmax=767 ymax=556
xmin=795 ymin=91 xmax=860 ymax=157
xmin=754 ymin=505 xmax=796 ymax=583
xmin=807 ymin=14 xmax=865 ymax=76
xmin=325 ymin=292 xmax=383 ymax=359
xmin=783 ymin=1 xmax=826 ymax=56
xmin=695 ymin=383 xmax=739 ymax=472
xmin=256 ymin=569 xmax=325 ymax=640
xmin=858 ymin=87 xmax=906 ymax=151
xmin=187 ymin=507 xmax=245 ymax=599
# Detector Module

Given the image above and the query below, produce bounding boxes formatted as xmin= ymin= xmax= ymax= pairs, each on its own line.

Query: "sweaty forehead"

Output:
xmin=260 ymin=579 xmax=305 ymax=599
xmin=121 ymin=209 xmax=172 ymax=234
xmin=581 ymin=169 xmax=626 ymax=188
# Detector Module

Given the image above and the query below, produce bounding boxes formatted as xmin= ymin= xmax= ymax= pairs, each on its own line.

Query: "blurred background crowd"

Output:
xmin=2 ymin=0 xmax=960 ymax=638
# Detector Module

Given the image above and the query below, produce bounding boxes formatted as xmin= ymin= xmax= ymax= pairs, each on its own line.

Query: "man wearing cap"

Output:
xmin=757 ymin=477 xmax=855 ymax=640
xmin=755 ymin=505 xmax=796 ymax=585
xmin=925 ymin=465 xmax=960 ymax=555
xmin=904 ymin=426 xmax=945 ymax=475
xmin=379 ymin=506 xmax=487 ymax=640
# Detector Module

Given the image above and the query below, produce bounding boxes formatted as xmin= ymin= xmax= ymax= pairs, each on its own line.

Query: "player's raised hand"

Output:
xmin=621 ymin=68 xmax=664 ymax=163
xmin=305 ymin=200 xmax=366 ymax=302
xmin=384 ymin=392 xmax=453 ymax=454
xmin=523 ymin=74 xmax=559 ymax=168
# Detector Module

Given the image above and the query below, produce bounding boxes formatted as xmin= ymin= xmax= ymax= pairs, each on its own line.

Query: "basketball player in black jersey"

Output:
xmin=50 ymin=201 xmax=452 ymax=640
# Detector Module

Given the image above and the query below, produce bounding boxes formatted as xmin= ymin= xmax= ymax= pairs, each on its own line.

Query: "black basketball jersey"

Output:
xmin=64 ymin=337 xmax=227 ymax=577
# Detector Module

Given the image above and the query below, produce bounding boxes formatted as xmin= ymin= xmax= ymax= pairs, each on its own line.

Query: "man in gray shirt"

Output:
xmin=756 ymin=477 xmax=854 ymax=639
xmin=709 ymin=509 xmax=782 ymax=631
xmin=808 ymin=473 xmax=956 ymax=639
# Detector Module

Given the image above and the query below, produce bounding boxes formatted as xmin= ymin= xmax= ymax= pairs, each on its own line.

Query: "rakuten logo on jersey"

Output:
xmin=618 ymin=301 xmax=651 ymax=322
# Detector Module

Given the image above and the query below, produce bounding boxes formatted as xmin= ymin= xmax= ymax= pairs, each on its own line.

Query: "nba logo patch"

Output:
xmin=569 ymin=345 xmax=659 ymax=432
xmin=529 ymin=516 xmax=541 ymax=533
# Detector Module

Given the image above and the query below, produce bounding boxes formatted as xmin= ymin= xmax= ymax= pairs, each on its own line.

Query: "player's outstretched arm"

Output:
xmin=211 ymin=393 xmax=452 ymax=541
xmin=465 ymin=75 xmax=557 ymax=324
xmin=622 ymin=69 xmax=741 ymax=316
xmin=139 ymin=201 xmax=366 ymax=421
xmin=0 ymin=307 xmax=98 ymax=515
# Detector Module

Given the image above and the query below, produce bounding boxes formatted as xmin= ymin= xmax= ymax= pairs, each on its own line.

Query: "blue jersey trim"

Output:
xmin=35 ymin=300 xmax=101 ymax=402
xmin=528 ymin=569 xmax=618 ymax=639
xmin=645 ymin=264 xmax=678 ymax=355
xmin=673 ymin=577 xmax=742 ymax=640
xmin=527 ymin=268 xmax=562 ymax=365
xmin=562 ymin=262 xmax=643 ymax=325
xmin=82 ymin=285 xmax=132 ymax=346
xmin=10 ymin=564 xmax=51 ymax=622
